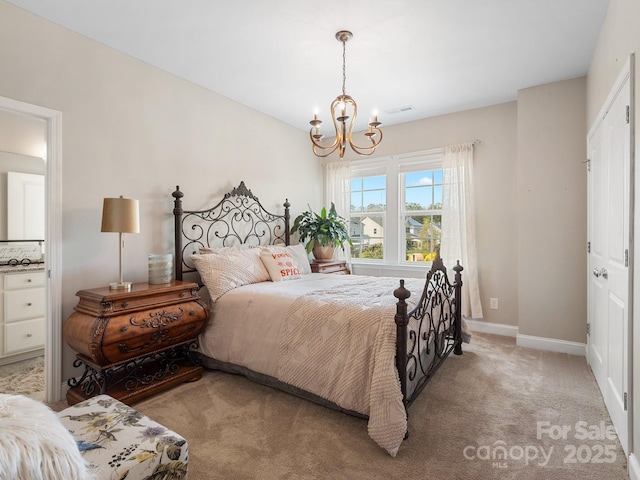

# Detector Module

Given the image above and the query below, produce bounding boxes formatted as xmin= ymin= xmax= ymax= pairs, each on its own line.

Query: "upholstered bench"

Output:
xmin=57 ymin=395 xmax=189 ymax=480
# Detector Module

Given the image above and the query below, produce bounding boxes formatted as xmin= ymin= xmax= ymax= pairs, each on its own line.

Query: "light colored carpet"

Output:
xmin=0 ymin=356 xmax=44 ymax=398
xmin=125 ymin=333 xmax=628 ymax=479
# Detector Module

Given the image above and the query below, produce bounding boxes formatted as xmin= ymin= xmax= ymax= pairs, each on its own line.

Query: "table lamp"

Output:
xmin=101 ymin=196 xmax=140 ymax=290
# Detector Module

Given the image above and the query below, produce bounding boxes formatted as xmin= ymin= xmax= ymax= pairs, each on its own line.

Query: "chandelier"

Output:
xmin=310 ymin=30 xmax=383 ymax=159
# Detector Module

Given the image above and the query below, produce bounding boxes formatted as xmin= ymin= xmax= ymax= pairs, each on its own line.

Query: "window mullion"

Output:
xmin=386 ymin=159 xmax=400 ymax=264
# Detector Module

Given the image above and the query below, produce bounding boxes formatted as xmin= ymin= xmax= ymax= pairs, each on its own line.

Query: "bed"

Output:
xmin=172 ymin=181 xmax=465 ymax=456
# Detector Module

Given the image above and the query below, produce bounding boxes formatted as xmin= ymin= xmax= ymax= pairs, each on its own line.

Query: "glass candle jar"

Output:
xmin=148 ymin=253 xmax=173 ymax=284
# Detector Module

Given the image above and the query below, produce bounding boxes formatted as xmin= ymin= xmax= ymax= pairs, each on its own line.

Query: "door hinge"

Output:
xmin=587 ymin=323 xmax=590 ymax=335
xmin=625 ymin=248 xmax=629 ymax=267
xmin=626 ymin=105 xmax=630 ymax=124
xmin=587 ymin=241 xmax=591 ymax=253
xmin=624 ymin=392 xmax=628 ymax=411
xmin=585 ymin=159 xmax=591 ymax=172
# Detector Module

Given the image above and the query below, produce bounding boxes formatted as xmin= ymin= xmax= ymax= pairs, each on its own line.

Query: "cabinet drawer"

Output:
xmin=101 ymin=301 xmax=207 ymax=363
xmin=64 ymin=298 xmax=209 ymax=366
xmin=4 ymin=288 xmax=46 ymax=322
xmin=5 ymin=317 xmax=45 ymax=354
xmin=75 ymin=285 xmax=197 ymax=315
xmin=4 ymin=271 xmax=46 ymax=289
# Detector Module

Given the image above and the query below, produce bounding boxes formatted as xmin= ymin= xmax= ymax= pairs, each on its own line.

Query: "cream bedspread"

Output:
xmin=198 ymin=274 xmax=427 ymax=456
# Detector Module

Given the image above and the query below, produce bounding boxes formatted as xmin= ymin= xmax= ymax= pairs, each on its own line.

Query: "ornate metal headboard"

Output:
xmin=172 ymin=181 xmax=291 ymax=281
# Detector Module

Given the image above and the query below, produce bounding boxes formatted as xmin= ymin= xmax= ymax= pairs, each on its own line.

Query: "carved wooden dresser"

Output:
xmin=63 ymin=281 xmax=208 ymax=405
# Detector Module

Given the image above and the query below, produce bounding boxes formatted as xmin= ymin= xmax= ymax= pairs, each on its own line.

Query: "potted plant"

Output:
xmin=290 ymin=203 xmax=352 ymax=262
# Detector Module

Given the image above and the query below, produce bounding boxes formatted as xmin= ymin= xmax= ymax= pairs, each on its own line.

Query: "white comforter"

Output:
xmin=197 ymin=273 xmax=427 ymax=456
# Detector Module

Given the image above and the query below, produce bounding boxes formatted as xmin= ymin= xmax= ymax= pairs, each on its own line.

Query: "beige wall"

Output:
xmin=347 ymin=102 xmax=520 ymax=328
xmin=344 ymin=84 xmax=588 ymax=345
xmin=0 ymin=109 xmax=46 ymax=157
xmin=587 ymin=0 xmax=640 ymax=464
xmin=517 ymin=77 xmax=588 ymax=343
xmin=0 ymin=1 xmax=323 ymax=382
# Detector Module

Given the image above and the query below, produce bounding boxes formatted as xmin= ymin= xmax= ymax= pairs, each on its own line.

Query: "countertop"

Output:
xmin=0 ymin=264 xmax=45 ymax=274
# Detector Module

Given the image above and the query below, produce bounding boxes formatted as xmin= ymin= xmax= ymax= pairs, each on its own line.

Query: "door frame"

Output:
xmin=587 ymin=53 xmax=634 ymax=457
xmin=0 ymin=95 xmax=62 ymax=403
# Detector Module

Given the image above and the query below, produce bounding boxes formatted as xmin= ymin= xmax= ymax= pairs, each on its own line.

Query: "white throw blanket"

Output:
xmin=276 ymin=276 xmax=417 ymax=456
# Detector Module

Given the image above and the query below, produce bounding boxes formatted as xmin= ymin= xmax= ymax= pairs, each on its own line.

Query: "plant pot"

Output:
xmin=312 ymin=243 xmax=334 ymax=262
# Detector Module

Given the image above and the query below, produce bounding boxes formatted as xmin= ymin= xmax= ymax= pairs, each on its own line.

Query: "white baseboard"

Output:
xmin=516 ymin=333 xmax=587 ymax=357
xmin=630 ymin=452 xmax=640 ymax=480
xmin=465 ymin=320 xmax=587 ymax=357
xmin=464 ymin=318 xmax=518 ymax=337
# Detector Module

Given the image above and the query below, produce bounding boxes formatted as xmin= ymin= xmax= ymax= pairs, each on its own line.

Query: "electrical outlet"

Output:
xmin=490 ymin=297 xmax=499 ymax=310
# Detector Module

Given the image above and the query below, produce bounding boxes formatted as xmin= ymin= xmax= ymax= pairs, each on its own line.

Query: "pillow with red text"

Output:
xmin=259 ymin=251 xmax=302 ymax=282
xmin=261 ymin=244 xmax=311 ymax=274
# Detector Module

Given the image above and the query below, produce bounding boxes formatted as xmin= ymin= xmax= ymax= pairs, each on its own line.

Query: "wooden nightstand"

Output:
xmin=310 ymin=260 xmax=350 ymax=275
xmin=63 ymin=281 xmax=209 ymax=405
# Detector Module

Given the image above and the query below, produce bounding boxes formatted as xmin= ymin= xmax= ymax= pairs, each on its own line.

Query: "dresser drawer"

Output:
xmin=75 ymin=284 xmax=198 ymax=315
xmin=64 ymin=298 xmax=208 ymax=365
xmin=101 ymin=301 xmax=207 ymax=363
xmin=4 ymin=287 xmax=45 ymax=322
xmin=4 ymin=271 xmax=46 ymax=289
xmin=4 ymin=317 xmax=45 ymax=354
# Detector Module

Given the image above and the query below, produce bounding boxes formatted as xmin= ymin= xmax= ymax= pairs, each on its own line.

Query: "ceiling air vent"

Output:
xmin=385 ymin=105 xmax=414 ymax=115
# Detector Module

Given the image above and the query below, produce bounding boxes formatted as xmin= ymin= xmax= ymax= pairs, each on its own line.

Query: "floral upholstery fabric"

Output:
xmin=57 ymin=395 xmax=188 ymax=480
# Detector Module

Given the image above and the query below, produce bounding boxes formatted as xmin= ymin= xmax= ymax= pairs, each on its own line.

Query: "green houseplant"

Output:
xmin=290 ymin=203 xmax=352 ymax=261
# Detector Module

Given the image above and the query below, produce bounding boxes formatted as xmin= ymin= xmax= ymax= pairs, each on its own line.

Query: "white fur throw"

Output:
xmin=0 ymin=394 xmax=92 ymax=480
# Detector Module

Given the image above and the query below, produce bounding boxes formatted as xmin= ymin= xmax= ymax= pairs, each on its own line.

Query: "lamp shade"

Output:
xmin=101 ymin=197 xmax=140 ymax=234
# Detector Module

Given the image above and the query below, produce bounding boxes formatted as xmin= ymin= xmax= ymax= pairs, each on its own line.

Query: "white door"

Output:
xmin=587 ymin=60 xmax=632 ymax=456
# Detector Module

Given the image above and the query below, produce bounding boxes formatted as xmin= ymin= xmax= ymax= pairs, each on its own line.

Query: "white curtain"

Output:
xmin=440 ymin=143 xmax=483 ymax=319
xmin=325 ymin=160 xmax=351 ymax=262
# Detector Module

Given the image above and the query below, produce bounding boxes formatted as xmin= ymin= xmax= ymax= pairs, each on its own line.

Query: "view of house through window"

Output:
xmin=402 ymin=169 xmax=443 ymax=262
xmin=350 ymin=175 xmax=386 ymax=259
xmin=349 ymin=150 xmax=443 ymax=264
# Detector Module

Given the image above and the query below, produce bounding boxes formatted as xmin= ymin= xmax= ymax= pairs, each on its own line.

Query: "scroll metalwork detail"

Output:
xmin=175 ymin=181 xmax=290 ymax=274
xmin=67 ymin=342 xmax=201 ymax=395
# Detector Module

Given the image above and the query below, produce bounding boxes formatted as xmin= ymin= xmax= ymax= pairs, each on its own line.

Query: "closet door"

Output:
xmin=587 ymin=56 xmax=633 ymax=456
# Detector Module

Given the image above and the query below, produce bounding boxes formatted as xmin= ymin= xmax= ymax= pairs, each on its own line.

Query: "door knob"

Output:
xmin=593 ymin=268 xmax=608 ymax=279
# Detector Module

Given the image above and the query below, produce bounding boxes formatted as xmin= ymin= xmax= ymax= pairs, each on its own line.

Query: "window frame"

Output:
xmin=349 ymin=149 xmax=443 ymax=267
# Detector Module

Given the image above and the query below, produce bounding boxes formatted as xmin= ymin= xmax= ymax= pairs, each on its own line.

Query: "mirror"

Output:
xmin=0 ymin=152 xmax=45 ymax=241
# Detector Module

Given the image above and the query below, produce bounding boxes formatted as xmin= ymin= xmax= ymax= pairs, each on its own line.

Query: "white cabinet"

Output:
xmin=0 ymin=270 xmax=45 ymax=363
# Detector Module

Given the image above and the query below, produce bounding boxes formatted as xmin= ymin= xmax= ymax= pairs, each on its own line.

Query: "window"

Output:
xmin=350 ymin=150 xmax=442 ymax=265
xmin=350 ymin=175 xmax=386 ymax=260
xmin=402 ymin=169 xmax=442 ymax=263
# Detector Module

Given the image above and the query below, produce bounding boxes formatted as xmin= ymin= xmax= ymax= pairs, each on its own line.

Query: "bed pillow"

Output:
xmin=261 ymin=244 xmax=311 ymax=274
xmin=191 ymin=248 xmax=270 ymax=301
xmin=260 ymin=250 xmax=302 ymax=282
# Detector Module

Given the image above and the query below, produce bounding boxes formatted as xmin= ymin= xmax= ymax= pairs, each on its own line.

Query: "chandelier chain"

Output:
xmin=342 ymin=38 xmax=347 ymax=96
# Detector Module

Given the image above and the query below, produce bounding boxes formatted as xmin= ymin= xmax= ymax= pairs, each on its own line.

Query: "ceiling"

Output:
xmin=6 ymin=0 xmax=610 ymax=133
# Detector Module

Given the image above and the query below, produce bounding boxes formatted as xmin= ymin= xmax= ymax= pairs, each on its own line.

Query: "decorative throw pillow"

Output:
xmin=261 ymin=244 xmax=311 ymax=274
xmin=0 ymin=394 xmax=92 ymax=480
xmin=260 ymin=250 xmax=302 ymax=282
xmin=191 ymin=248 xmax=270 ymax=301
